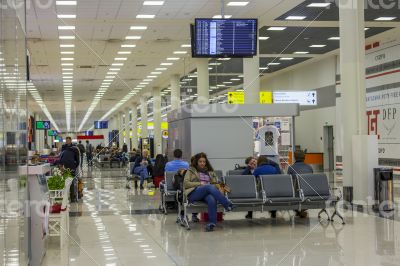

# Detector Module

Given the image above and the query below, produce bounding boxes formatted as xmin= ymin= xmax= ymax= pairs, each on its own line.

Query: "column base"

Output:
xmin=343 ymin=186 xmax=353 ymax=203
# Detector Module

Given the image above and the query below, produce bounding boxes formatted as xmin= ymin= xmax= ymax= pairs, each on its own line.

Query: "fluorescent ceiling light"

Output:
xmin=118 ymin=51 xmax=131 ymax=54
xmin=294 ymin=51 xmax=309 ymax=54
xmin=160 ymin=63 xmax=173 ymax=66
xmin=57 ymin=14 xmax=76 ymax=19
xmin=114 ymin=58 xmax=127 ymax=61
xmin=59 ymin=36 xmax=75 ymax=39
xmin=213 ymin=15 xmax=232 ymax=19
xmin=307 ymin=3 xmax=331 ymax=7
xmin=126 ymin=36 xmax=141 ymax=40
xmin=140 ymin=82 xmax=149 ymax=85
xmin=227 ymin=2 xmax=249 ymax=6
xmin=61 ymin=57 xmax=74 ymax=60
xmin=223 ymin=81 xmax=232 ymax=84
xmin=62 ymin=63 xmax=73 ymax=66
xmin=286 ymin=16 xmax=306 ymax=20
xmin=147 ymin=76 xmax=157 ymax=78
xmin=143 ymin=79 xmax=152 ymax=82
xmin=109 ymin=68 xmax=120 ymax=71
xmin=231 ymin=78 xmax=241 ymax=81
xmin=364 ymin=28 xmax=370 ymax=31
xmin=173 ymin=51 xmax=187 ymax=54
xmin=151 ymin=72 xmax=161 ymax=74
xmin=107 ymin=72 xmax=118 ymax=75
xmin=62 ymin=68 xmax=73 ymax=71
xmin=121 ymin=44 xmax=136 ymax=48
xmin=328 ymin=37 xmax=340 ymax=40
xmin=56 ymin=1 xmax=76 ymax=5
xmin=267 ymin=27 xmax=286 ymax=31
xmin=61 ymin=51 xmax=74 ymax=54
xmin=374 ymin=17 xmax=396 ymax=21
xmin=259 ymin=36 xmax=269 ymax=40
xmin=58 ymin=26 xmax=75 ymax=30
xmin=156 ymin=67 xmax=167 ymax=70
xmin=167 ymin=57 xmax=180 ymax=60
xmin=143 ymin=1 xmax=164 ymax=6
xmin=267 ymin=63 xmax=280 ymax=65
xmin=309 ymin=44 xmax=326 ymax=48
xmin=136 ymin=14 xmax=156 ymax=19
xmin=280 ymin=57 xmax=293 ymax=60
xmin=130 ymin=26 xmax=148 ymax=30
xmin=112 ymin=63 xmax=124 ymax=66
xmin=60 ymin=44 xmax=74 ymax=48
xmin=181 ymin=44 xmax=191 ymax=48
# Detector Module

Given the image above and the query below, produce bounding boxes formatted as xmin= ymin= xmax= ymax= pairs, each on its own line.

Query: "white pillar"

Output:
xmin=153 ymin=87 xmax=162 ymax=155
xmin=339 ymin=0 xmax=367 ymax=193
xmin=131 ymin=103 xmax=138 ymax=150
xmin=170 ymin=74 xmax=181 ymax=110
xmin=140 ymin=96 xmax=148 ymax=139
xmin=125 ymin=107 xmax=130 ymax=150
xmin=118 ymin=111 xmax=124 ymax=148
xmin=243 ymin=53 xmax=260 ymax=104
xmin=196 ymin=58 xmax=209 ymax=104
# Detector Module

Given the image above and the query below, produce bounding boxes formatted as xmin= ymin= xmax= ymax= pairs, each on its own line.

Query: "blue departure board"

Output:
xmin=193 ymin=18 xmax=258 ymax=57
xmin=94 ymin=121 xmax=108 ymax=129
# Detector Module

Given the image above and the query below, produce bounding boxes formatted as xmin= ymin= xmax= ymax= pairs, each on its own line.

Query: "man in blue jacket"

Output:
xmin=165 ymin=149 xmax=189 ymax=172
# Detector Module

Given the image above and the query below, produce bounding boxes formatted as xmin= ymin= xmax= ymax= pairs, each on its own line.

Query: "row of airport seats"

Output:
xmin=161 ymin=170 xmax=345 ymax=230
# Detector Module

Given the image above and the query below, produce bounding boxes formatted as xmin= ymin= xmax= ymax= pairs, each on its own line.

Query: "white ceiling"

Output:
xmin=26 ymin=0 xmax=399 ymax=132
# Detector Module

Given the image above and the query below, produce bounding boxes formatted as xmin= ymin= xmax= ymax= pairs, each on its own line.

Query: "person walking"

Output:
xmin=77 ymin=141 xmax=85 ymax=167
xmin=85 ymin=140 xmax=93 ymax=166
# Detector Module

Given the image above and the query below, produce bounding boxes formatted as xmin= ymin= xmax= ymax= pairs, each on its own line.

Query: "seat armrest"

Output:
xmin=299 ymin=189 xmax=305 ymax=201
xmin=330 ymin=187 xmax=343 ymax=200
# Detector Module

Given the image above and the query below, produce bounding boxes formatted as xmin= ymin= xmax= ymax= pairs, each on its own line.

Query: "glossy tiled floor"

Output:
xmin=35 ymin=168 xmax=400 ymax=265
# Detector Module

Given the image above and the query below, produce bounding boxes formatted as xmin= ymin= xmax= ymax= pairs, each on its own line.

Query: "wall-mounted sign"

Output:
xmin=273 ymin=91 xmax=317 ymax=105
xmin=36 ymin=121 xmax=51 ymax=130
xmin=228 ymin=91 xmax=244 ymax=104
xmin=259 ymin=91 xmax=273 ymax=104
xmin=162 ymin=130 xmax=169 ymax=139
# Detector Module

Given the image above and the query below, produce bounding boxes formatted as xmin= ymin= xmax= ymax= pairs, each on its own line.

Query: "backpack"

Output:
xmin=173 ymin=170 xmax=187 ymax=191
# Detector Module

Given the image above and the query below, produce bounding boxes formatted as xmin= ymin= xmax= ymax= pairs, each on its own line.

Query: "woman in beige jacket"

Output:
xmin=184 ymin=152 xmax=233 ymax=232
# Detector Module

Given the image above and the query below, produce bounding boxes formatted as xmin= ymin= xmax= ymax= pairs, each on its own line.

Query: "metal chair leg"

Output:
xmin=318 ymin=209 xmax=329 ymax=220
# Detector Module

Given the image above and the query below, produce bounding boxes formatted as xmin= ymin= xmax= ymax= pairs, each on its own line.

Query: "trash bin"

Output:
xmin=373 ymin=168 xmax=394 ymax=212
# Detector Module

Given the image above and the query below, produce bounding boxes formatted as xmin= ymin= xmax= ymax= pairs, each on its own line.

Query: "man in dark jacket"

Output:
xmin=60 ymin=137 xmax=80 ymax=173
xmin=77 ymin=141 xmax=85 ymax=167
xmin=242 ymin=157 xmax=257 ymax=175
xmin=288 ymin=150 xmax=313 ymax=218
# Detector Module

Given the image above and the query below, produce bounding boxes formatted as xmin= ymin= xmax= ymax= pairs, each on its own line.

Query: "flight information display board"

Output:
xmin=94 ymin=121 xmax=108 ymax=129
xmin=193 ymin=18 xmax=258 ymax=57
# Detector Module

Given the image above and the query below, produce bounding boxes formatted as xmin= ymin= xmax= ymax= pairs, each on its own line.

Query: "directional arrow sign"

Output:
xmin=273 ymin=91 xmax=317 ymax=106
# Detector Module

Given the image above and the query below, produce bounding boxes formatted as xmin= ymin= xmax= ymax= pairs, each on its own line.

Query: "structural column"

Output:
xmin=153 ymin=87 xmax=162 ymax=155
xmin=131 ymin=103 xmax=138 ymax=150
xmin=243 ymin=49 xmax=260 ymax=104
xmin=118 ymin=111 xmax=124 ymax=148
xmin=125 ymin=107 xmax=130 ymax=150
xmin=140 ymin=96 xmax=149 ymax=139
xmin=170 ymin=74 xmax=181 ymax=110
xmin=338 ymin=0 xmax=367 ymax=196
xmin=196 ymin=58 xmax=209 ymax=104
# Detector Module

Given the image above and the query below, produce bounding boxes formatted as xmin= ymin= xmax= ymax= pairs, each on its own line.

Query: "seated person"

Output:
xmin=253 ymin=155 xmax=281 ymax=218
xmin=133 ymin=149 xmax=152 ymax=189
xmin=242 ymin=156 xmax=257 ymax=175
xmin=287 ymin=150 xmax=313 ymax=218
xmin=165 ymin=149 xmax=189 ymax=172
xmin=242 ymin=156 xmax=257 ymax=219
xmin=184 ymin=152 xmax=233 ymax=232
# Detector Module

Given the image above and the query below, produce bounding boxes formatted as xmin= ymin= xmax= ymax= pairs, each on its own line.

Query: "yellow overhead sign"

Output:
xmin=260 ymin=91 xmax=273 ymax=104
xmin=228 ymin=91 xmax=245 ymax=104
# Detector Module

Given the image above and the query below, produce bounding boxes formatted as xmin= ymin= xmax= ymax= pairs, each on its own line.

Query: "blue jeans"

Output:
xmin=188 ymin=184 xmax=231 ymax=225
xmin=134 ymin=166 xmax=148 ymax=186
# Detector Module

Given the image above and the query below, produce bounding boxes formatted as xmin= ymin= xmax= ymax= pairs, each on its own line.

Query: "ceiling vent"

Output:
xmin=27 ymin=38 xmax=42 ymax=42
xmin=78 ymin=65 xmax=95 ymax=69
xmin=154 ymin=38 xmax=172 ymax=43
xmin=105 ymin=98 xmax=117 ymax=101
xmin=36 ymin=64 xmax=49 ymax=67
xmin=125 ymin=78 xmax=141 ymax=81
xmin=135 ymin=64 xmax=147 ymax=67
xmin=107 ymin=39 xmax=122 ymax=43
xmin=98 ymin=64 xmax=109 ymax=67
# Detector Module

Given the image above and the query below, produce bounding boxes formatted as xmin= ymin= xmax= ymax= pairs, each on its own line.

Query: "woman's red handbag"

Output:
xmin=200 ymin=212 xmax=224 ymax=222
xmin=153 ymin=176 xmax=164 ymax=188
